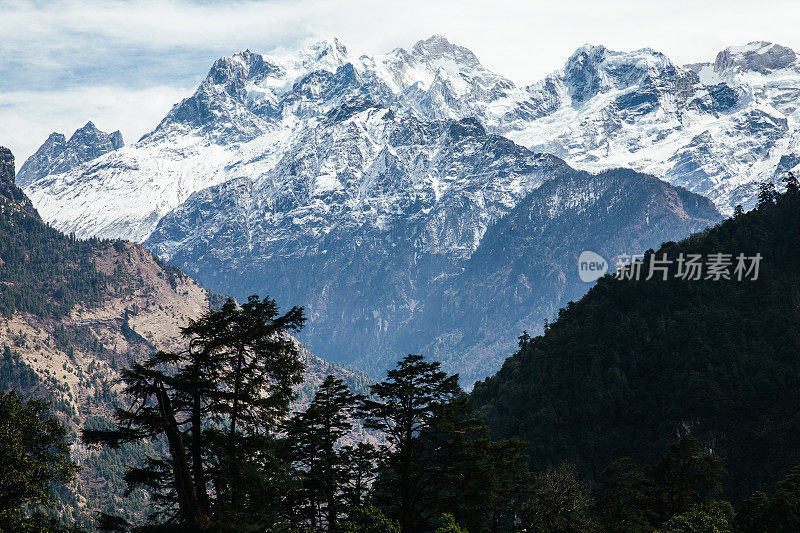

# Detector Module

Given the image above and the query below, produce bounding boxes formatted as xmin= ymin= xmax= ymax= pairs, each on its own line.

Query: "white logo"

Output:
xmin=578 ymin=250 xmax=608 ymax=282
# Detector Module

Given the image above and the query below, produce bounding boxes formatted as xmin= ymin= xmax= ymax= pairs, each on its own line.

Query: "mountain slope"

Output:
xmin=140 ymin=101 xmax=719 ymax=382
xmin=472 ymin=188 xmax=800 ymax=501
xmin=0 ymin=147 xmax=368 ymax=527
xmin=416 ymin=167 xmax=720 ymax=380
xmin=22 ymin=37 xmax=770 ymax=381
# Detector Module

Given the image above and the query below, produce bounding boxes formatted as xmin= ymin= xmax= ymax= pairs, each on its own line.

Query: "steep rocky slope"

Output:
xmin=0 ymin=147 xmax=367 ymax=527
xmin=17 ymin=121 xmax=123 ymax=187
xmin=139 ymin=104 xmax=719 ymax=381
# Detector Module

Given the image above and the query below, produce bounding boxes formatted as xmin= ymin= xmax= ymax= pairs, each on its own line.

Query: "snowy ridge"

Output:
xmin=22 ymin=37 xmax=800 ymax=242
xmin=505 ymin=42 xmax=800 ymax=212
xmin=17 ymin=35 xmax=733 ymax=380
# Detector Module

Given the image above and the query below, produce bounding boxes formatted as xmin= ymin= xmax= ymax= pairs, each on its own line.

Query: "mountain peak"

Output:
xmin=79 ymin=120 xmax=99 ymax=132
xmin=46 ymin=131 xmax=67 ymax=143
xmin=560 ymin=44 xmax=675 ymax=103
xmin=17 ymin=122 xmax=124 ymax=187
xmin=299 ymin=37 xmax=349 ymax=69
xmin=67 ymin=121 xmax=124 ymax=149
xmin=411 ymin=34 xmax=482 ymax=69
xmin=714 ymin=41 xmax=798 ymax=75
xmin=566 ymin=44 xmax=608 ymax=64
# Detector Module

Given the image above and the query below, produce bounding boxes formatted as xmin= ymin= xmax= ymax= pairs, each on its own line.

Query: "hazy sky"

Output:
xmin=2 ymin=0 xmax=799 ymax=163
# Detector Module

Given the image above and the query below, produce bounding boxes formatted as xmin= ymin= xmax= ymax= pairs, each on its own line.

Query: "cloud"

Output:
xmin=0 ymin=86 xmax=191 ymax=163
xmin=2 ymin=0 xmax=799 ymax=163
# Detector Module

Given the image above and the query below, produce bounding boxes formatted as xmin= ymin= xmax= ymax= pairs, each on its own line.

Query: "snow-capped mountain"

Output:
xmin=22 ymin=37 xmax=799 ymax=241
xmin=17 ymin=121 xmax=123 ymax=187
xmin=18 ymin=36 xmax=754 ymax=380
xmin=22 ymin=36 xmax=530 ymax=242
xmin=504 ymin=41 xmax=800 ymax=212
xmin=140 ymin=101 xmax=719 ymax=382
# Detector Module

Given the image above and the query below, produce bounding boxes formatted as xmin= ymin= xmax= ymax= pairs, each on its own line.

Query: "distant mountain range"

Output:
xmin=24 ymin=35 xmax=792 ymax=380
xmin=22 ymin=37 xmax=799 ymax=239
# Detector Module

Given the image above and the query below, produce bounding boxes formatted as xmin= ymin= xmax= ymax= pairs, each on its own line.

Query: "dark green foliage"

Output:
xmin=183 ymin=295 xmax=305 ymax=527
xmin=0 ymin=345 xmax=42 ymax=393
xmin=595 ymin=457 xmax=651 ymax=531
xmin=0 ymin=177 xmax=111 ymax=319
xmin=360 ymin=354 xmax=462 ymax=532
xmin=735 ymin=466 xmax=800 ymax=532
xmin=418 ymin=400 xmax=531 ymax=533
xmin=782 ymin=171 xmax=799 ymax=197
xmin=473 ymin=185 xmax=800 ymax=502
xmin=757 ymin=180 xmax=777 ymax=206
xmin=285 ymin=374 xmax=365 ymax=529
xmin=0 ymin=391 xmax=78 ymax=531
xmin=361 ymin=354 xmax=532 ymax=533
xmin=650 ymin=435 xmax=725 ymax=522
xmin=339 ymin=442 xmax=378 ymax=516
xmin=83 ymin=295 xmax=305 ymax=531
xmin=338 ymin=504 xmax=400 ymax=533
xmin=433 ymin=513 xmax=467 ymax=533
xmin=520 ymin=462 xmax=595 ymax=533
xmin=662 ymin=500 xmax=734 ymax=532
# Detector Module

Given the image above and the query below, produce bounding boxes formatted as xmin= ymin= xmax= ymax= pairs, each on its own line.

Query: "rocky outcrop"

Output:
xmin=17 ymin=121 xmax=124 ymax=186
xmin=0 ymin=145 xmax=39 ymax=217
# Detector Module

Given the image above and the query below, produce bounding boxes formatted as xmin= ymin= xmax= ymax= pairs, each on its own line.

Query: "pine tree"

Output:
xmin=340 ymin=442 xmax=378 ymax=518
xmin=84 ymin=359 xmax=209 ymax=529
xmin=286 ymin=374 xmax=364 ymax=529
xmin=650 ymin=435 xmax=725 ymax=523
xmin=0 ymin=391 xmax=78 ymax=531
xmin=83 ymin=295 xmax=305 ymax=530
xmin=757 ymin=181 xmax=777 ymax=207
xmin=360 ymin=354 xmax=461 ymax=532
xmin=782 ymin=171 xmax=799 ymax=197
xmin=595 ymin=457 xmax=651 ymax=532
xmin=183 ymin=296 xmax=304 ymax=524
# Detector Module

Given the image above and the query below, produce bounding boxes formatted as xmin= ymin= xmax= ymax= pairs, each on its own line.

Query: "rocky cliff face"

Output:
xmin=139 ymin=105 xmax=720 ymax=382
xmin=0 ymin=145 xmax=14 ymax=180
xmin=16 ymin=121 xmax=123 ymax=187
xmin=0 ymin=145 xmax=39 ymax=217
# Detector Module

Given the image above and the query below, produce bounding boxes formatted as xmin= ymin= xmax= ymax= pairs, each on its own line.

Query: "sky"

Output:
xmin=2 ymin=0 xmax=800 ymax=164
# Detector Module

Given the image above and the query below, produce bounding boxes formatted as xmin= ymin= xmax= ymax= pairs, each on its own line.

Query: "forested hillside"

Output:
xmin=0 ymin=146 xmax=369 ymax=529
xmin=472 ymin=177 xmax=800 ymax=502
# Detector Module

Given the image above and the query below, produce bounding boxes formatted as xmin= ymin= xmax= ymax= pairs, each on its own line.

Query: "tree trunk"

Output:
xmin=155 ymin=381 xmax=209 ymax=530
xmin=191 ymin=388 xmax=210 ymax=515
xmin=228 ymin=343 xmax=245 ymax=515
